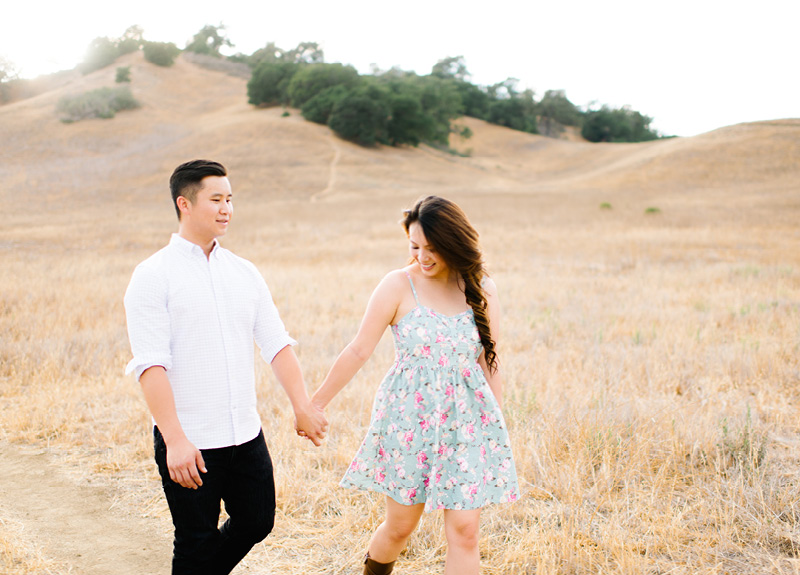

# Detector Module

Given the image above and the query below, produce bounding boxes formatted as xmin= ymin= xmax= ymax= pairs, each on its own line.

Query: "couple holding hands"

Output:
xmin=124 ymin=160 xmax=519 ymax=575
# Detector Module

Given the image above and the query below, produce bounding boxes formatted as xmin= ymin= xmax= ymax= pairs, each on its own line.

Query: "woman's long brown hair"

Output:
xmin=402 ymin=196 xmax=498 ymax=373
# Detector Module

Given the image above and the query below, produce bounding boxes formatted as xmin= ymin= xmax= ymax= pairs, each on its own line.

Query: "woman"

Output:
xmin=311 ymin=196 xmax=519 ymax=575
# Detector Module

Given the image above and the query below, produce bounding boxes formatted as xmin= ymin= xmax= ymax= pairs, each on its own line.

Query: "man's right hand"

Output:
xmin=295 ymin=403 xmax=328 ymax=447
xmin=166 ymin=436 xmax=207 ymax=489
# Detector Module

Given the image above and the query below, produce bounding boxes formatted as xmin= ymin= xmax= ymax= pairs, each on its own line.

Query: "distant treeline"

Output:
xmin=0 ymin=24 xmax=666 ymax=145
xmin=233 ymin=39 xmax=664 ymax=147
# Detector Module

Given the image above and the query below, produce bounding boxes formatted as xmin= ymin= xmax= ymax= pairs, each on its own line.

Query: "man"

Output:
xmin=124 ymin=159 xmax=327 ymax=574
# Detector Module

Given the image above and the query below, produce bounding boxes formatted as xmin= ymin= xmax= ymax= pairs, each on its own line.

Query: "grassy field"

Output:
xmin=2 ymin=191 xmax=799 ymax=574
xmin=1 ymin=51 xmax=799 ymax=574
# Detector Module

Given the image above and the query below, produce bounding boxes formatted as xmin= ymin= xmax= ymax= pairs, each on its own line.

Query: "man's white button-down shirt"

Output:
xmin=124 ymin=234 xmax=296 ymax=449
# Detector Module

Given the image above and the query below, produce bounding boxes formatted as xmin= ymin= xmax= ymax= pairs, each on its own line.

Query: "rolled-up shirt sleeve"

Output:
xmin=124 ymin=262 xmax=173 ymax=380
xmin=252 ymin=270 xmax=297 ymax=364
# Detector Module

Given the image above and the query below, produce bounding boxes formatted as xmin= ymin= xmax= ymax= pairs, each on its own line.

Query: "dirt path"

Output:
xmin=310 ymin=130 xmax=341 ymax=202
xmin=0 ymin=442 xmax=170 ymax=574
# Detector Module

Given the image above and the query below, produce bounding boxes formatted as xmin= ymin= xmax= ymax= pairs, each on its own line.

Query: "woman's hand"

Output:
xmin=294 ymin=401 xmax=328 ymax=446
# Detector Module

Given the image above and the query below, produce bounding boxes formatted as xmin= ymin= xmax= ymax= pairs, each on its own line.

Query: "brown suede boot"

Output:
xmin=363 ymin=551 xmax=396 ymax=575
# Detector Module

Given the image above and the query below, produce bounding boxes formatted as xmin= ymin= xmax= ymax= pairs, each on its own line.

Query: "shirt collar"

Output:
xmin=169 ymin=233 xmax=221 ymax=258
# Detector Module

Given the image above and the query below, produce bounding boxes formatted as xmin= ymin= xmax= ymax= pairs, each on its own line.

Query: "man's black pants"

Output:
xmin=154 ymin=427 xmax=276 ymax=575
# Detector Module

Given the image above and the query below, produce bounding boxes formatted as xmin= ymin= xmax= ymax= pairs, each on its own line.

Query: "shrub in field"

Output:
xmin=115 ymin=66 xmax=131 ymax=83
xmin=79 ymin=27 xmax=143 ymax=75
xmin=288 ymin=63 xmax=360 ymax=109
xmin=582 ymin=105 xmax=660 ymax=142
xmin=248 ymin=62 xmax=300 ymax=107
xmin=57 ymin=86 xmax=140 ymax=123
xmin=372 ymin=74 xmax=463 ymax=146
xmin=538 ymin=89 xmax=583 ymax=136
xmin=488 ymin=94 xmax=538 ymax=134
xmin=415 ymin=75 xmax=466 ymax=145
xmin=143 ymin=41 xmax=181 ymax=67
xmin=80 ymin=37 xmax=119 ymax=74
xmin=301 ymin=85 xmax=350 ymax=125
xmin=328 ymin=87 xmax=390 ymax=147
xmin=453 ymin=79 xmax=491 ymax=120
xmin=117 ymin=25 xmax=144 ymax=55
xmin=386 ymin=94 xmax=429 ymax=146
xmin=184 ymin=24 xmax=233 ymax=58
xmin=0 ymin=55 xmax=18 ymax=103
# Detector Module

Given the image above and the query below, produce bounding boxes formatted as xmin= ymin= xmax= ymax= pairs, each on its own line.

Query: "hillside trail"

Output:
xmin=309 ymin=131 xmax=341 ymax=202
xmin=0 ymin=442 xmax=170 ymax=574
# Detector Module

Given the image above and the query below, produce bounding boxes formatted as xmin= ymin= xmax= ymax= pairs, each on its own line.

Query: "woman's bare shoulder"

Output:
xmin=374 ymin=267 xmax=413 ymax=296
xmin=381 ymin=267 xmax=411 ymax=284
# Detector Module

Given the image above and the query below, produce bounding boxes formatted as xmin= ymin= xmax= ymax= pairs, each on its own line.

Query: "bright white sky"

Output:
xmin=2 ymin=0 xmax=798 ymax=136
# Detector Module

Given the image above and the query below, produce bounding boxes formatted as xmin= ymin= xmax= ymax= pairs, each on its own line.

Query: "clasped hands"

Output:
xmin=294 ymin=400 xmax=328 ymax=446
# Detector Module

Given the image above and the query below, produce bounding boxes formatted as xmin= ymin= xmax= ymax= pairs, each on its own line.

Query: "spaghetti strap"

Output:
xmin=404 ymin=271 xmax=420 ymax=305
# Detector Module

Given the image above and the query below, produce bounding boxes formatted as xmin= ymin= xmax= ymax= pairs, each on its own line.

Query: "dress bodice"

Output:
xmin=391 ymin=306 xmax=482 ymax=367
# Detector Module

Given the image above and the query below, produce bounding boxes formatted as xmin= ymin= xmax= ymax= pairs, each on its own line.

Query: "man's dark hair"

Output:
xmin=169 ymin=159 xmax=227 ymax=220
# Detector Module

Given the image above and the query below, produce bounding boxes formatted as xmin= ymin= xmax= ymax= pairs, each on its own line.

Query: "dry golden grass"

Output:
xmin=1 ymin=51 xmax=799 ymax=574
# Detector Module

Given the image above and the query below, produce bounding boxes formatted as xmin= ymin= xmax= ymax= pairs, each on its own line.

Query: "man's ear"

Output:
xmin=176 ymin=195 xmax=191 ymax=216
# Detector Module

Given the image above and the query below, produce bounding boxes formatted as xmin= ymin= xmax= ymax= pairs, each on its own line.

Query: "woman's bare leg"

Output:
xmin=366 ymin=497 xmax=425 ymax=563
xmin=443 ymin=508 xmax=481 ymax=575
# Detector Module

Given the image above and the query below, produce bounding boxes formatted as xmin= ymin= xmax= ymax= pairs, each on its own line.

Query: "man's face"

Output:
xmin=180 ymin=176 xmax=233 ymax=242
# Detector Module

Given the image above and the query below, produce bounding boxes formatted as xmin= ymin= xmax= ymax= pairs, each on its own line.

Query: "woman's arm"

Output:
xmin=311 ymin=271 xmax=405 ymax=409
xmin=478 ymin=277 xmax=505 ymax=408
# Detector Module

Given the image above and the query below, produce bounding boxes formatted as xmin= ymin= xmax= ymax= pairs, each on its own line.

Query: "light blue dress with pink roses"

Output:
xmin=341 ymin=272 xmax=520 ymax=512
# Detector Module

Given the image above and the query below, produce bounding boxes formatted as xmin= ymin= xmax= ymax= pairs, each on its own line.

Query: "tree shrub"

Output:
xmin=282 ymin=42 xmax=324 ymax=64
xmin=538 ymin=89 xmax=582 ymax=136
xmin=115 ymin=66 xmax=131 ymax=83
xmin=248 ymin=62 xmax=300 ymax=107
xmin=488 ymin=95 xmax=538 ymax=134
xmin=80 ymin=37 xmax=119 ymax=74
xmin=539 ymin=90 xmax=582 ymax=126
xmin=582 ymin=105 xmax=659 ymax=142
xmin=453 ymin=80 xmax=490 ymax=120
xmin=0 ymin=56 xmax=18 ymax=103
xmin=376 ymin=75 xmax=463 ymax=146
xmin=235 ymin=41 xmax=324 ymax=68
xmin=143 ymin=41 xmax=181 ymax=67
xmin=387 ymin=94 xmax=429 ymax=146
xmin=79 ymin=27 xmax=145 ymax=74
xmin=238 ymin=41 xmax=284 ymax=68
xmin=185 ymin=25 xmax=232 ymax=57
xmin=57 ymin=86 xmax=139 ymax=123
xmin=288 ymin=63 xmax=359 ymax=108
xmin=328 ymin=86 xmax=390 ymax=146
xmin=416 ymin=76 xmax=464 ymax=145
xmin=301 ymin=85 xmax=351 ymax=124
xmin=117 ymin=25 xmax=144 ymax=55
xmin=430 ymin=56 xmax=470 ymax=82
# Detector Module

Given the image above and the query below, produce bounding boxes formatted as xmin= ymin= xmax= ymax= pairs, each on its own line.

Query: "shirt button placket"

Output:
xmin=208 ymin=254 xmax=236 ymax=442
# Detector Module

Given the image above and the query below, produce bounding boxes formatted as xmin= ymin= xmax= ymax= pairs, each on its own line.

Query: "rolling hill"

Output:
xmin=2 ymin=50 xmax=797 ymax=215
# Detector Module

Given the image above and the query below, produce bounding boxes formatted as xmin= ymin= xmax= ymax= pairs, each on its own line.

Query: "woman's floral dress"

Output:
xmin=341 ymin=273 xmax=520 ymax=512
